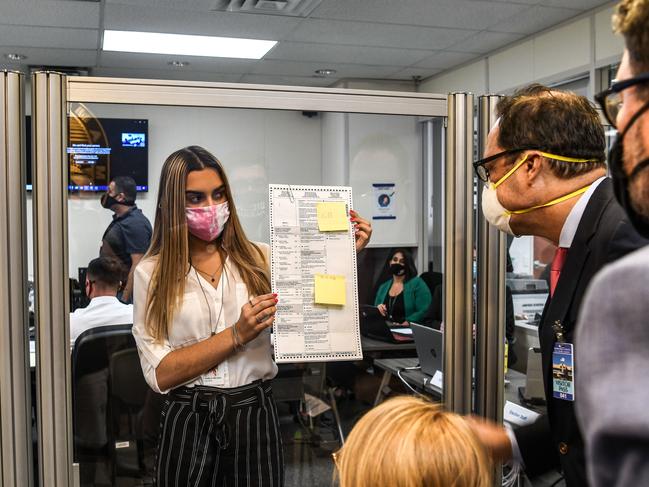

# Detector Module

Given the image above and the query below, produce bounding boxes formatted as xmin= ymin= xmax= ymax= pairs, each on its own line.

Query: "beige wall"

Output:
xmin=419 ymin=3 xmax=623 ymax=96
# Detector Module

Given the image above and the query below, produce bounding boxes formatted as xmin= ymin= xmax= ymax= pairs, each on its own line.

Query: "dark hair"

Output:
xmin=614 ymin=0 xmax=649 ymax=75
xmin=386 ymin=248 xmax=418 ymax=282
xmin=86 ymin=257 xmax=125 ymax=289
xmin=112 ymin=176 xmax=137 ymax=202
xmin=495 ymin=84 xmax=606 ymax=179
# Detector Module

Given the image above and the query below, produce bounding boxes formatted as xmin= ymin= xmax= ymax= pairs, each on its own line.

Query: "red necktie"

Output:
xmin=550 ymin=247 xmax=569 ymax=297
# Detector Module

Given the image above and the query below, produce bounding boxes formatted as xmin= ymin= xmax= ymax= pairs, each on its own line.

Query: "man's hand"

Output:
xmin=351 ymin=210 xmax=372 ymax=253
xmin=465 ymin=416 xmax=513 ymax=463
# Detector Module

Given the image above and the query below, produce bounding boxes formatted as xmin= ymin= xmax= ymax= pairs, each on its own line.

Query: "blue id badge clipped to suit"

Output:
xmin=552 ymin=342 xmax=575 ymax=401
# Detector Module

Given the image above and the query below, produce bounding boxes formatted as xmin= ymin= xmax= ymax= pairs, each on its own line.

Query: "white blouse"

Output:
xmin=132 ymin=242 xmax=278 ymax=393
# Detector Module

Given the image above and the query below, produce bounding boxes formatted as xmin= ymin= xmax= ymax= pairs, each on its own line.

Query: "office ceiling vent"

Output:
xmin=212 ymin=0 xmax=322 ymax=17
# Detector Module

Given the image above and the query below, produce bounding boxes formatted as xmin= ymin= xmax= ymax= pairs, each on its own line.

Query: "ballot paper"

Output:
xmin=269 ymin=184 xmax=362 ymax=363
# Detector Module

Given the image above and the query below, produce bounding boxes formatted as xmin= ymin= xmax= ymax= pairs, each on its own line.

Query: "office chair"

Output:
xmin=109 ymin=347 xmax=152 ymax=482
xmin=72 ymin=324 xmax=135 ymax=487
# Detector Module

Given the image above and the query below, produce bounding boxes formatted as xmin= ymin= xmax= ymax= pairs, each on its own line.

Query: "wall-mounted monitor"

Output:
xmin=26 ymin=116 xmax=149 ymax=192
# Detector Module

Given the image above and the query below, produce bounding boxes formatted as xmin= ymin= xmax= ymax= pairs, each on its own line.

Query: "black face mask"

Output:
xmin=389 ymin=263 xmax=406 ymax=276
xmin=610 ymin=98 xmax=649 ymax=238
xmin=100 ymin=192 xmax=134 ymax=210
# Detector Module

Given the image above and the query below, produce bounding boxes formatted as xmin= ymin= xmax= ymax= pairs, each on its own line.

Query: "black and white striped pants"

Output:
xmin=155 ymin=380 xmax=284 ymax=487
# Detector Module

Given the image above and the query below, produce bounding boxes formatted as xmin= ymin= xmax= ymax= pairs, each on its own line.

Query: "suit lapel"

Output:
xmin=539 ymin=179 xmax=614 ymax=395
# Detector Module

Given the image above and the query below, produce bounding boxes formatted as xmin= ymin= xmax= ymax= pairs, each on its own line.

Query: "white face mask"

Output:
xmin=480 ymin=151 xmax=597 ymax=237
xmin=481 ymin=183 xmax=515 ymax=235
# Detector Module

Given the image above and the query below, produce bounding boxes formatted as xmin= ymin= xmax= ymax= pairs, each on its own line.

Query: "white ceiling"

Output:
xmin=0 ymin=0 xmax=612 ymax=87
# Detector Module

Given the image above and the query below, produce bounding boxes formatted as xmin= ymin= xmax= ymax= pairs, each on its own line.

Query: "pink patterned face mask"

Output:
xmin=185 ymin=202 xmax=230 ymax=242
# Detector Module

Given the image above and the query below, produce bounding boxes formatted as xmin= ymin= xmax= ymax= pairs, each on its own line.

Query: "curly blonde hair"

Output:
xmin=613 ymin=0 xmax=649 ymax=73
xmin=334 ymin=396 xmax=492 ymax=487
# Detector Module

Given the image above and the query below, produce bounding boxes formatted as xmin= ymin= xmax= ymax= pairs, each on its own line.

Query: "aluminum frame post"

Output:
xmin=443 ymin=93 xmax=474 ymax=414
xmin=32 ymin=71 xmax=73 ymax=487
xmin=0 ymin=69 xmax=34 ymax=487
xmin=475 ymin=95 xmax=507 ymax=422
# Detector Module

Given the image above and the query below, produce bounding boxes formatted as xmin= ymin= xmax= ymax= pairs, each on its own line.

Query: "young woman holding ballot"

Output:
xmin=132 ymin=146 xmax=371 ymax=487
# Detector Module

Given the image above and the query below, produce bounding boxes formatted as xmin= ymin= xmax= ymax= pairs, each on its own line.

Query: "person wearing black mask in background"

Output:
xmin=575 ymin=2 xmax=649 ymax=486
xmin=100 ymin=176 xmax=152 ymax=303
xmin=374 ymin=249 xmax=431 ymax=325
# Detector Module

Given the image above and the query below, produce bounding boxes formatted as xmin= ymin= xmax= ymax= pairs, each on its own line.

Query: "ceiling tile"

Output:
xmin=287 ymin=19 xmax=475 ymax=50
xmin=311 ymin=0 xmax=530 ymax=30
xmin=0 ymin=0 xmax=100 ymax=28
xmin=449 ymin=30 xmax=525 ymax=53
xmin=0 ymin=47 xmax=97 ymax=67
xmin=414 ymin=50 xmax=478 ymax=69
xmin=239 ymin=74 xmax=336 ymax=87
xmin=105 ymin=0 xmax=215 ymax=8
xmin=387 ymin=67 xmax=442 ymax=80
xmin=104 ymin=4 xmax=302 ymax=40
xmin=91 ymin=66 xmax=244 ymax=83
xmin=536 ymin=0 xmax=610 ymax=10
xmin=489 ymin=5 xmax=583 ymax=35
xmin=98 ymin=51 xmax=257 ymax=74
xmin=251 ymin=59 xmax=401 ymax=78
xmin=266 ymin=41 xmax=436 ymax=67
xmin=0 ymin=25 xmax=98 ymax=50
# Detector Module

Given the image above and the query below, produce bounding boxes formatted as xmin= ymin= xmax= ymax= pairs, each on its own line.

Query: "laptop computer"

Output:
xmin=411 ymin=323 xmax=443 ymax=377
xmin=359 ymin=305 xmax=413 ymax=343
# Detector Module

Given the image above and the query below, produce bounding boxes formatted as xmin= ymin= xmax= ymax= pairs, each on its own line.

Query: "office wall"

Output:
xmin=26 ymin=105 xmax=322 ymax=277
xmin=419 ymin=4 xmax=623 ymax=95
xmin=24 ymin=104 xmax=425 ymax=278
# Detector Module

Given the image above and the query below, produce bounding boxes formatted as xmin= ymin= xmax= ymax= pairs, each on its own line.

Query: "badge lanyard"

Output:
xmin=195 ymin=266 xmax=229 ymax=387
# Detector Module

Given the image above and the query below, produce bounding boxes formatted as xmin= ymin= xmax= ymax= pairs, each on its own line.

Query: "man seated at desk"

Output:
xmin=374 ymin=248 xmax=432 ymax=325
xmin=70 ymin=256 xmax=133 ymax=346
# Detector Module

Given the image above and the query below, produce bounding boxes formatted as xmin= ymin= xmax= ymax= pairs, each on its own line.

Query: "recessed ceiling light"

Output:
xmin=103 ymin=30 xmax=277 ymax=60
xmin=315 ymin=69 xmax=337 ymax=77
xmin=168 ymin=60 xmax=189 ymax=67
xmin=5 ymin=53 xmax=27 ymax=61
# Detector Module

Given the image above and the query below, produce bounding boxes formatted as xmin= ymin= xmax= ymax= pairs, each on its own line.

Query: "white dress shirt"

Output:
xmin=558 ymin=176 xmax=606 ymax=248
xmin=132 ymin=242 xmax=278 ymax=394
xmin=508 ymin=176 xmax=607 ymax=466
xmin=70 ymin=296 xmax=133 ymax=346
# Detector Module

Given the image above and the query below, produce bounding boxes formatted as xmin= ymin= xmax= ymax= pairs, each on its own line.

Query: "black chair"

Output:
xmin=419 ymin=271 xmax=443 ymax=327
xmin=72 ymin=324 xmax=136 ymax=486
xmin=109 ymin=347 xmax=154 ymax=482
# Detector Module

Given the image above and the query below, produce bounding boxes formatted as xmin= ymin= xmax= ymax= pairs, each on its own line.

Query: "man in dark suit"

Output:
xmin=469 ymin=84 xmax=647 ymax=486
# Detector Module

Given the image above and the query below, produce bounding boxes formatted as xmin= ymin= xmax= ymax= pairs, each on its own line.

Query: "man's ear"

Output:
xmin=116 ymin=192 xmax=126 ymax=203
xmin=525 ymin=152 xmax=545 ymax=184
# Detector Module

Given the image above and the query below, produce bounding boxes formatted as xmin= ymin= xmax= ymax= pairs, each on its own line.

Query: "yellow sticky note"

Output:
xmin=316 ymin=202 xmax=348 ymax=232
xmin=314 ymin=274 xmax=346 ymax=306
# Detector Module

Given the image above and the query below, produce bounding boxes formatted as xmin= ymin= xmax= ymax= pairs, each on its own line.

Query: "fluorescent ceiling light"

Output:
xmin=103 ymin=30 xmax=277 ymax=60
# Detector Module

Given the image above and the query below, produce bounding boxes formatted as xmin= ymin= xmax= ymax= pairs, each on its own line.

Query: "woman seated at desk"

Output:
xmin=374 ymin=249 xmax=431 ymax=325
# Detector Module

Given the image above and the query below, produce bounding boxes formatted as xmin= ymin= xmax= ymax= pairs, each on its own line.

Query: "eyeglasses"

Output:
xmin=595 ymin=71 xmax=649 ymax=128
xmin=473 ymin=147 xmax=540 ymax=182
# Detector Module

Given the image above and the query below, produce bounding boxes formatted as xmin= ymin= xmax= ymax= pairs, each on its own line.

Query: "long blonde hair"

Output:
xmin=335 ymin=396 xmax=492 ymax=487
xmin=144 ymin=146 xmax=270 ymax=341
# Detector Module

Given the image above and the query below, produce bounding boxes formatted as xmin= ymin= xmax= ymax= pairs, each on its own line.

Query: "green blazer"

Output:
xmin=374 ymin=276 xmax=432 ymax=324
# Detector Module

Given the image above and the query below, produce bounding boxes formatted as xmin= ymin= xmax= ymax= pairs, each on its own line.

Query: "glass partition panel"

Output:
xmin=29 ymin=97 xmax=446 ymax=486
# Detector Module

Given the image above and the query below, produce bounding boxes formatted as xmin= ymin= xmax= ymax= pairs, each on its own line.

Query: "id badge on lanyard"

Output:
xmin=552 ymin=320 xmax=575 ymax=401
xmin=200 ymin=274 xmax=229 ymax=388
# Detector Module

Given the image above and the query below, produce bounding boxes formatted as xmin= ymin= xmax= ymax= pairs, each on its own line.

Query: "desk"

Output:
xmin=373 ymin=357 xmax=530 ymax=407
xmin=361 ymin=335 xmax=416 ymax=353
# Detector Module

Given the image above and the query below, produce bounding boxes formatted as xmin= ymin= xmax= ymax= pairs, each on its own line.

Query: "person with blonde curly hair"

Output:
xmin=333 ymin=396 xmax=492 ymax=487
